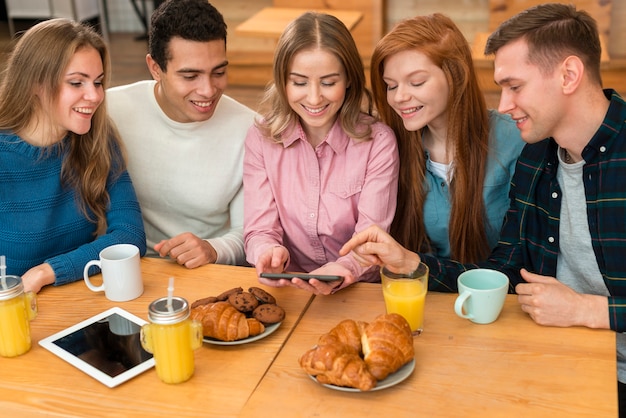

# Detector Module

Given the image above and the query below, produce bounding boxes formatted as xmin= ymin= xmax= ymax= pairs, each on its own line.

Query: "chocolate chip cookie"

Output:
xmin=248 ymin=286 xmax=276 ymax=304
xmin=191 ymin=296 xmax=218 ymax=309
xmin=252 ymin=303 xmax=286 ymax=325
xmin=216 ymin=286 xmax=243 ymax=301
xmin=228 ymin=291 xmax=259 ymax=313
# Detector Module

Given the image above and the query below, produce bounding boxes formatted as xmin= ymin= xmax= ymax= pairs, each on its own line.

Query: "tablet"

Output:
xmin=39 ymin=307 xmax=155 ymax=388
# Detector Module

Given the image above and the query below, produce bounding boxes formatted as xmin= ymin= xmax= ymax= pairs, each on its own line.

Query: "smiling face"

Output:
xmin=494 ymin=38 xmax=564 ymax=144
xmin=382 ymin=49 xmax=449 ymax=134
xmin=42 ymin=46 xmax=104 ymax=143
xmin=148 ymin=37 xmax=227 ymax=123
xmin=285 ymin=48 xmax=348 ymax=144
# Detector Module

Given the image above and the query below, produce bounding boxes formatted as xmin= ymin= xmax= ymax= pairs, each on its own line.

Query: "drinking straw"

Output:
xmin=0 ymin=255 xmax=6 ymax=290
xmin=166 ymin=277 xmax=175 ymax=313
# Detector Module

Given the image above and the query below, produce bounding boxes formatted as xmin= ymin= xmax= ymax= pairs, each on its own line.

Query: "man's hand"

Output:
xmin=516 ymin=269 xmax=609 ymax=329
xmin=154 ymin=232 xmax=217 ymax=268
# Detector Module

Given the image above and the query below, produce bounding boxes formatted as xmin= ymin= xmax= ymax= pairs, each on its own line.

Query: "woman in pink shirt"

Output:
xmin=243 ymin=12 xmax=399 ymax=295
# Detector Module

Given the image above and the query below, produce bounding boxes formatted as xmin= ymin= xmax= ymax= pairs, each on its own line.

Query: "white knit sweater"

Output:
xmin=107 ymin=80 xmax=257 ymax=265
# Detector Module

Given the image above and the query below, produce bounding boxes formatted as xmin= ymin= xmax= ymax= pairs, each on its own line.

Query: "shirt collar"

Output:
xmin=281 ymin=118 xmax=350 ymax=153
xmin=581 ymin=89 xmax=625 ymax=162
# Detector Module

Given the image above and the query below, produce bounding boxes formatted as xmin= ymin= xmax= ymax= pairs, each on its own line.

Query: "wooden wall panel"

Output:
xmin=487 ymin=0 xmax=611 ymax=37
xmin=214 ymin=0 xmax=625 ymax=90
xmin=272 ymin=0 xmax=384 ymax=61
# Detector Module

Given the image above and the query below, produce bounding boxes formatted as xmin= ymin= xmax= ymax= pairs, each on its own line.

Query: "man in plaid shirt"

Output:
xmin=341 ymin=3 xmax=626 ymax=413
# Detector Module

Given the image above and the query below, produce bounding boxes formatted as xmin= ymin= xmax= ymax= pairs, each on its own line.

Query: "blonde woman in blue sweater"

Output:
xmin=0 ymin=19 xmax=146 ymax=293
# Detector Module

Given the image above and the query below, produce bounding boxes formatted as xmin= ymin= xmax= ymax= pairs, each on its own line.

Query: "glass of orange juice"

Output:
xmin=0 ymin=275 xmax=37 ymax=357
xmin=381 ymin=263 xmax=429 ymax=335
xmin=140 ymin=296 xmax=203 ymax=384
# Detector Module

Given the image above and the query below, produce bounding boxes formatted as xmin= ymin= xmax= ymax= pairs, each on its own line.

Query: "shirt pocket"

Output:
xmin=328 ymin=179 xmax=363 ymax=199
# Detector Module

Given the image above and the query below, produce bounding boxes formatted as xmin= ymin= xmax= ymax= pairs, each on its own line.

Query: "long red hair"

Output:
xmin=371 ymin=14 xmax=491 ymax=263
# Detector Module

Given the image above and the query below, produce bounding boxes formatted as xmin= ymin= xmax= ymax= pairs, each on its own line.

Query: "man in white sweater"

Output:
xmin=107 ymin=0 xmax=256 ymax=267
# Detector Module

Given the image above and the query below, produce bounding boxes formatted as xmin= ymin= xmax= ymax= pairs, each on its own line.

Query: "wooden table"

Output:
xmin=0 ymin=258 xmax=312 ymax=418
xmin=235 ymin=7 xmax=363 ymax=39
xmin=240 ymin=283 xmax=618 ymax=417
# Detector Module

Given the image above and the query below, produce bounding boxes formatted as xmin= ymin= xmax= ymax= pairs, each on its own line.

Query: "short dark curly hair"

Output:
xmin=148 ymin=0 xmax=227 ymax=71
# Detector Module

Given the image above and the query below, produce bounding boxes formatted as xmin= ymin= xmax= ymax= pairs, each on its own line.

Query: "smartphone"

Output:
xmin=260 ymin=273 xmax=343 ymax=282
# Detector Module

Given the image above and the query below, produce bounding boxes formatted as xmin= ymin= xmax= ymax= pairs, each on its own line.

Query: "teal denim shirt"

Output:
xmin=423 ymin=110 xmax=525 ymax=258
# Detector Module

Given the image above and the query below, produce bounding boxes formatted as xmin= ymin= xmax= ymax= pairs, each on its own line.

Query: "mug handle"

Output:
xmin=140 ymin=324 xmax=154 ymax=353
xmin=454 ymin=291 xmax=474 ymax=319
xmin=190 ymin=320 xmax=203 ymax=350
xmin=83 ymin=260 xmax=104 ymax=292
xmin=24 ymin=291 xmax=37 ymax=321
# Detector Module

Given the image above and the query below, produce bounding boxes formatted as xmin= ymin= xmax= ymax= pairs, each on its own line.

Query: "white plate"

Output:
xmin=309 ymin=358 xmax=415 ymax=392
xmin=203 ymin=321 xmax=282 ymax=345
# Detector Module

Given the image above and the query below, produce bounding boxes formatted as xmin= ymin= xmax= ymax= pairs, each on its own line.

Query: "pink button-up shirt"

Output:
xmin=244 ymin=117 xmax=399 ymax=282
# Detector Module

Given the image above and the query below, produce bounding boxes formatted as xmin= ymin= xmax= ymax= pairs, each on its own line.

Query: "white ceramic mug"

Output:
xmin=454 ymin=269 xmax=508 ymax=324
xmin=83 ymin=244 xmax=143 ymax=302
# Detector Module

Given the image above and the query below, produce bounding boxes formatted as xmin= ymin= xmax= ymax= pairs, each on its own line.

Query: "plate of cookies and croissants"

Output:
xmin=299 ymin=313 xmax=415 ymax=392
xmin=190 ymin=286 xmax=285 ymax=345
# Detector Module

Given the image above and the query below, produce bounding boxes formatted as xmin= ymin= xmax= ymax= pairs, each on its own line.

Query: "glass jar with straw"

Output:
xmin=140 ymin=277 xmax=203 ymax=384
xmin=0 ymin=256 xmax=38 ymax=357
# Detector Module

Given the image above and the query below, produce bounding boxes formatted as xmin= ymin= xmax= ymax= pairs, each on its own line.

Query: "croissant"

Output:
xmin=317 ymin=319 xmax=368 ymax=354
xmin=190 ymin=301 xmax=265 ymax=341
xmin=361 ymin=313 xmax=414 ymax=380
xmin=299 ymin=337 xmax=377 ymax=391
xmin=246 ymin=317 xmax=266 ymax=336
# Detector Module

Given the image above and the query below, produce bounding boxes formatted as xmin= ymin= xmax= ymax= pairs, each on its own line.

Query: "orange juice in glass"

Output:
xmin=0 ymin=275 xmax=37 ymax=357
xmin=141 ymin=296 xmax=202 ymax=384
xmin=381 ymin=263 xmax=429 ymax=335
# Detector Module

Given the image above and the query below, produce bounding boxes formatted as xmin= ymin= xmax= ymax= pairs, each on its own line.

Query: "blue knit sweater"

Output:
xmin=0 ymin=133 xmax=146 ymax=285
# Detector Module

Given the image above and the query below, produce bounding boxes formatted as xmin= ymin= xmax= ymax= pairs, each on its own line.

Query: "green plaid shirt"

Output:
xmin=423 ymin=90 xmax=626 ymax=332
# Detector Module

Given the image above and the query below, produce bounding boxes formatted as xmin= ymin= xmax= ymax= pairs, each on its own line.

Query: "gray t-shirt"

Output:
xmin=556 ymin=148 xmax=625 ymax=383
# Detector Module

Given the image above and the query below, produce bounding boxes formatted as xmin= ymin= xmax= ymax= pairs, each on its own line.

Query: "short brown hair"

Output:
xmin=485 ymin=3 xmax=602 ymax=85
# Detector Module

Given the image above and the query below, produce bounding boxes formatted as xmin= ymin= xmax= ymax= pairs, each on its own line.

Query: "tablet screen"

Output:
xmin=39 ymin=307 xmax=155 ymax=387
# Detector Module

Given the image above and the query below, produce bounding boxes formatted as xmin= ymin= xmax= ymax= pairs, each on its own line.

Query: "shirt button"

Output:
xmin=600 ymin=146 xmax=606 ymax=152
xmin=548 ymin=236 xmax=555 ymax=243
xmin=309 ymin=213 xmax=315 ymax=218
xmin=551 ymin=192 xmax=558 ymax=199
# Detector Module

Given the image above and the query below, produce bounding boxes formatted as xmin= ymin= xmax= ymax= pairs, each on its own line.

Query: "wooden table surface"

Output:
xmin=240 ymin=283 xmax=618 ymax=418
xmin=0 ymin=259 xmax=617 ymax=417
xmin=235 ymin=7 xmax=363 ymax=39
xmin=0 ymin=258 xmax=312 ymax=418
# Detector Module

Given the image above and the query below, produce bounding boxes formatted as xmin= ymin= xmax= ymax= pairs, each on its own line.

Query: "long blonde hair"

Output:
xmin=257 ymin=12 xmax=374 ymax=142
xmin=371 ymin=14 xmax=491 ymax=263
xmin=0 ymin=18 xmax=125 ymax=235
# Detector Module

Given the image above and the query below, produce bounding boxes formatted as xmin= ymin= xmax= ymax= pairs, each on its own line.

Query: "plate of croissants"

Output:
xmin=190 ymin=286 xmax=286 ymax=345
xmin=300 ymin=313 xmax=415 ymax=391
